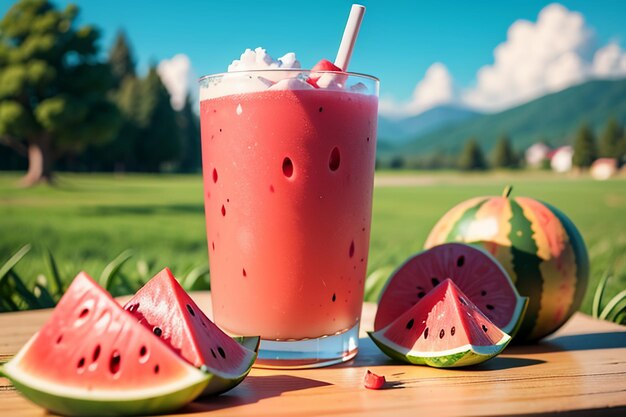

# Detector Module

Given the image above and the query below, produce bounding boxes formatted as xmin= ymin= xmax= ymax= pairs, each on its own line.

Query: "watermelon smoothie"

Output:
xmin=199 ymin=68 xmax=378 ymax=367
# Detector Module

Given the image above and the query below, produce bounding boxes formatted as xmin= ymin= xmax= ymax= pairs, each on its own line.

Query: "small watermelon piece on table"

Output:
xmin=370 ymin=279 xmax=511 ymax=368
xmin=123 ymin=268 xmax=258 ymax=396
xmin=1 ymin=272 xmax=209 ymax=417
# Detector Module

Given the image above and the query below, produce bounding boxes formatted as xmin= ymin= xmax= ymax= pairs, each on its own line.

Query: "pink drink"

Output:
xmin=200 ymin=71 xmax=378 ymax=367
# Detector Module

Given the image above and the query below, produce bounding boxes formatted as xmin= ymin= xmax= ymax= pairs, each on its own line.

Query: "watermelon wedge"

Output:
xmin=1 ymin=272 xmax=208 ymax=417
xmin=370 ymin=279 xmax=511 ymax=367
xmin=123 ymin=268 xmax=257 ymax=396
xmin=374 ymin=243 xmax=527 ymax=337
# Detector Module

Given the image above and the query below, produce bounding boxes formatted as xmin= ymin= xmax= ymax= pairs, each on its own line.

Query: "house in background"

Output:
xmin=590 ymin=158 xmax=618 ymax=180
xmin=550 ymin=146 xmax=574 ymax=173
xmin=525 ymin=143 xmax=552 ymax=168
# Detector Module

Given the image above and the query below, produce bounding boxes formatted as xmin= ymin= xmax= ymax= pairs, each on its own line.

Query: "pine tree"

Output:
xmin=458 ymin=138 xmax=488 ymax=171
xmin=108 ymin=30 xmax=136 ymax=87
xmin=0 ymin=0 xmax=120 ymax=185
xmin=598 ymin=117 xmax=623 ymax=159
xmin=572 ymin=124 xmax=597 ymax=168
xmin=133 ymin=67 xmax=182 ymax=172
xmin=491 ymin=134 xmax=517 ymax=168
xmin=176 ymin=94 xmax=201 ymax=173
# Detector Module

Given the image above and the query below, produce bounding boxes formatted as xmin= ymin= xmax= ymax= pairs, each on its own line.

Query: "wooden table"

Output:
xmin=1 ymin=292 xmax=625 ymax=416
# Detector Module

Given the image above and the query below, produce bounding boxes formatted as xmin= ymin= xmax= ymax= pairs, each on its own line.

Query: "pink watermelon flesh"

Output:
xmin=374 ymin=243 xmax=524 ymax=334
xmin=379 ymin=279 xmax=508 ymax=352
xmin=11 ymin=272 xmax=202 ymax=391
xmin=123 ymin=268 xmax=256 ymax=377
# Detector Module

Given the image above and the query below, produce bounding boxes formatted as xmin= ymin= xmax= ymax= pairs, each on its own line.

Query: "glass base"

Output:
xmin=253 ymin=324 xmax=359 ymax=369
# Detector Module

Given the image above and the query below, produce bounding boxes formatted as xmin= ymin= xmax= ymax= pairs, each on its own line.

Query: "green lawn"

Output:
xmin=1 ymin=171 xmax=625 ymax=315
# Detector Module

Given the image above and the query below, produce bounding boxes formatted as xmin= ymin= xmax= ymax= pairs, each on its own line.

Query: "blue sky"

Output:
xmin=2 ymin=0 xmax=626 ymax=115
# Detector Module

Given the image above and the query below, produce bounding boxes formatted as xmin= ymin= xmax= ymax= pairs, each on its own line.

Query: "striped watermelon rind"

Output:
xmin=369 ymin=332 xmax=510 ymax=368
xmin=424 ymin=188 xmax=589 ymax=342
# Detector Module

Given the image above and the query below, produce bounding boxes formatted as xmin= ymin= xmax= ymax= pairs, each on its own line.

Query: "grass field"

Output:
xmin=1 ymin=171 xmax=625 ymax=315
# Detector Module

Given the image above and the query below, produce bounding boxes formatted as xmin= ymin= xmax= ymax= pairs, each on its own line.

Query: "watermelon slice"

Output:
xmin=123 ymin=268 xmax=257 ymax=396
xmin=370 ymin=279 xmax=511 ymax=367
xmin=1 ymin=272 xmax=208 ymax=416
xmin=374 ymin=243 xmax=527 ymax=337
xmin=307 ymin=58 xmax=346 ymax=88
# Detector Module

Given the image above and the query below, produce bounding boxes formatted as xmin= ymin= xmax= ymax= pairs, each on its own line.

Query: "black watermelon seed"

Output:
xmin=92 ymin=345 xmax=101 ymax=362
xmin=282 ymin=157 xmax=294 ymax=178
xmin=457 ymin=256 xmax=465 ymax=267
xmin=186 ymin=304 xmax=195 ymax=316
xmin=481 ymin=290 xmax=487 ymax=296
xmin=332 ymin=293 xmax=336 ymax=302
xmin=210 ymin=348 xmax=217 ymax=358
xmin=431 ymin=278 xmax=440 ymax=287
xmin=79 ymin=308 xmax=89 ymax=318
xmin=451 ymin=326 xmax=456 ymax=336
xmin=417 ymin=291 xmax=426 ymax=298
xmin=458 ymin=297 xmax=467 ymax=306
xmin=153 ymin=327 xmax=162 ymax=337
xmin=486 ymin=304 xmax=495 ymax=310
xmin=406 ymin=319 xmax=414 ymax=330
xmin=319 ymin=107 xmax=323 ymax=112
xmin=329 ymin=147 xmax=341 ymax=171
xmin=154 ymin=364 xmax=160 ymax=374
xmin=78 ymin=357 xmax=85 ymax=368
xmin=349 ymin=241 xmax=355 ymax=258
xmin=482 ymin=324 xmax=488 ymax=332
xmin=218 ymin=347 xmax=226 ymax=359
xmin=439 ymin=329 xmax=445 ymax=339
xmin=109 ymin=351 xmax=121 ymax=374
xmin=424 ymin=327 xmax=429 ymax=339
xmin=139 ymin=346 xmax=147 ymax=357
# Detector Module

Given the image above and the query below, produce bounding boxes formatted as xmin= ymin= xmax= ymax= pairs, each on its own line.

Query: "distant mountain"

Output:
xmin=399 ymin=78 xmax=626 ymax=155
xmin=377 ymin=105 xmax=481 ymax=145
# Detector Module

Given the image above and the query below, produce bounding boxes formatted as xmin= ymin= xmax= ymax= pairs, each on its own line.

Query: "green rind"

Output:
xmin=543 ymin=202 xmax=589 ymax=325
xmin=1 ymin=363 xmax=208 ymax=417
xmin=199 ymin=339 xmax=258 ymax=397
xmin=508 ymin=198 xmax=544 ymax=341
xmin=369 ymin=331 xmax=511 ymax=368
xmin=444 ymin=198 xmax=488 ymax=242
xmin=233 ymin=336 xmax=261 ymax=353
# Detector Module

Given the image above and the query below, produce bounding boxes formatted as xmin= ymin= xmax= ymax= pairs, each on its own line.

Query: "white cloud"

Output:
xmin=381 ymin=3 xmax=626 ymax=117
xmin=157 ymin=54 xmax=195 ymax=111
xmin=462 ymin=3 xmax=595 ymax=110
xmin=379 ymin=63 xmax=456 ymax=119
xmin=592 ymin=43 xmax=626 ymax=78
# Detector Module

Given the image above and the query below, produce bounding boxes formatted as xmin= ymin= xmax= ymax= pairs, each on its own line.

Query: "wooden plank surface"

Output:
xmin=1 ymin=292 xmax=625 ymax=416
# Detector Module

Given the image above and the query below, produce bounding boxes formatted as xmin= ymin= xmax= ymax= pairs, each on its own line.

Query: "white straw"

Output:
xmin=334 ymin=4 xmax=366 ymax=71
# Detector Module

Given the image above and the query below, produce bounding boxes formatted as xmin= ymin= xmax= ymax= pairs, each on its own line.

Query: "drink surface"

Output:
xmin=200 ymin=88 xmax=377 ymax=340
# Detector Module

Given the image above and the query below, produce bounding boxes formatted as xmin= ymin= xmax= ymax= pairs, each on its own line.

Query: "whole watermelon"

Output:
xmin=424 ymin=186 xmax=589 ymax=342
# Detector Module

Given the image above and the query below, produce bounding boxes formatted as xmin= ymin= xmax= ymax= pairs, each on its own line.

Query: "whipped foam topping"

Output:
xmin=200 ymin=48 xmax=367 ymax=100
xmin=227 ymin=48 xmax=300 ymax=72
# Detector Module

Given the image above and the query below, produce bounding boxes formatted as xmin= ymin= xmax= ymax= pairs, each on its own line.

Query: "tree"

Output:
xmin=176 ymin=94 xmax=201 ymax=173
xmin=108 ymin=30 xmax=136 ymax=87
xmin=0 ymin=0 xmax=120 ymax=185
xmin=572 ymin=123 xmax=597 ymax=168
xmin=458 ymin=138 xmax=487 ymax=171
xmin=598 ymin=117 xmax=623 ymax=159
xmin=133 ymin=67 xmax=181 ymax=172
xmin=491 ymin=134 xmax=517 ymax=168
